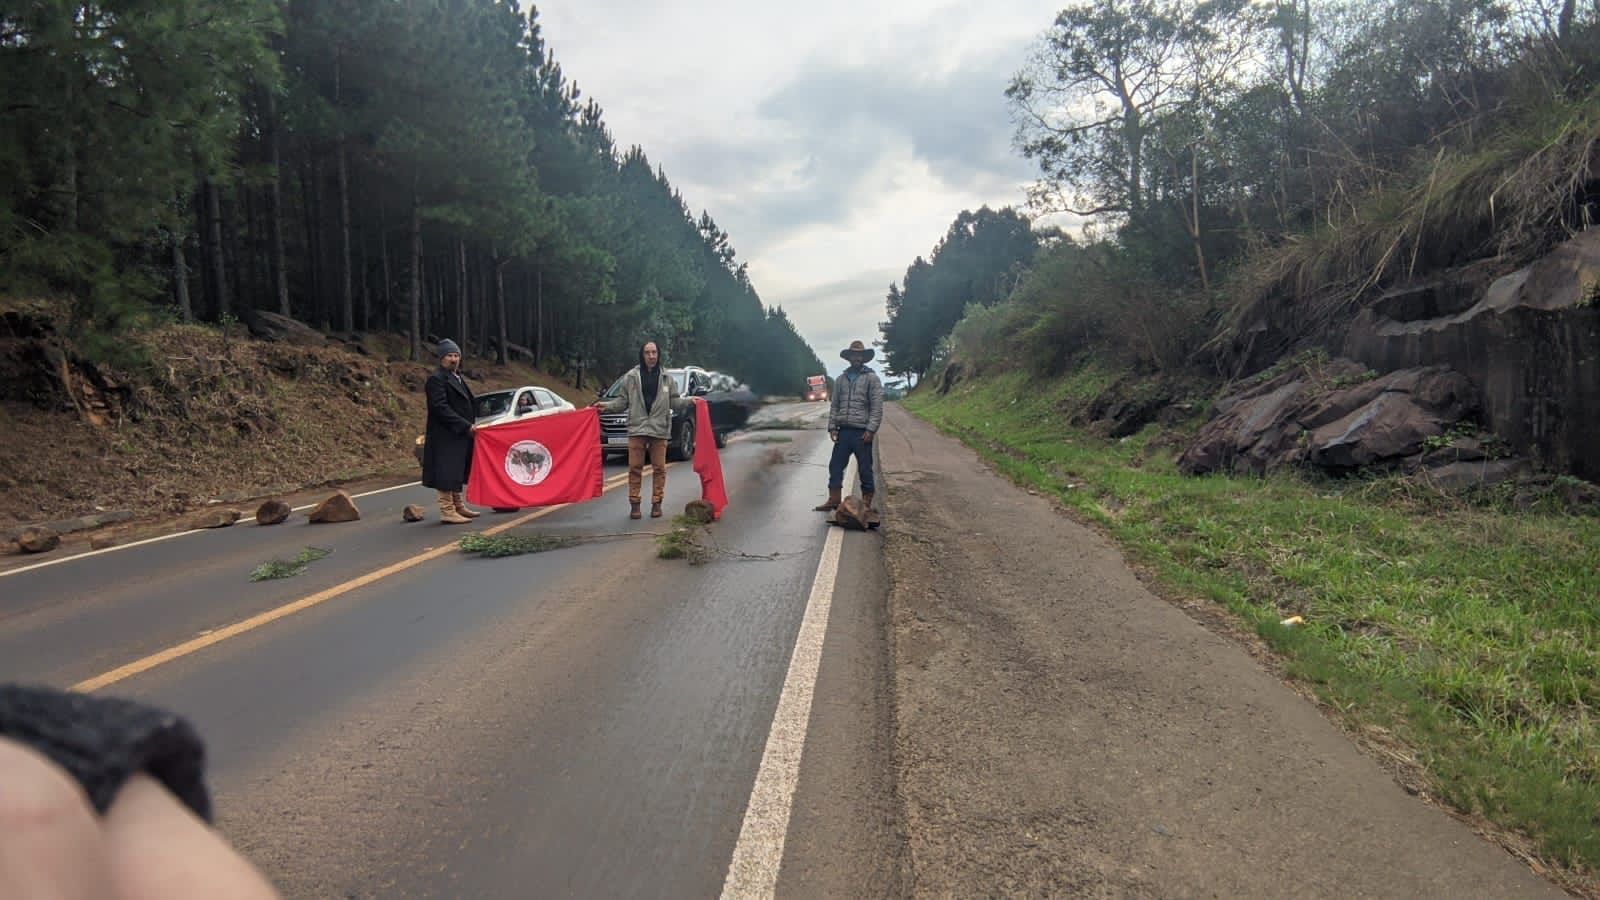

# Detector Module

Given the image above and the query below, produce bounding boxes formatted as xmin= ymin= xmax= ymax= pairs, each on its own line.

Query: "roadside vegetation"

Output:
xmin=908 ymin=373 xmax=1600 ymax=888
xmin=249 ymin=545 xmax=331 ymax=581
xmin=882 ymin=5 xmax=1600 ymax=882
xmin=2 ymin=0 xmax=823 ymax=391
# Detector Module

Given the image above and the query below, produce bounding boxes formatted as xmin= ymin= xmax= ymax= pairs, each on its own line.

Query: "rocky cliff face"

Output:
xmin=1343 ymin=230 xmax=1600 ymax=480
xmin=1197 ymin=230 xmax=1600 ymax=482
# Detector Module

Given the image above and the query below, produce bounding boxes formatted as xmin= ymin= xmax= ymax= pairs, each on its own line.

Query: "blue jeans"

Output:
xmin=828 ymin=427 xmax=875 ymax=493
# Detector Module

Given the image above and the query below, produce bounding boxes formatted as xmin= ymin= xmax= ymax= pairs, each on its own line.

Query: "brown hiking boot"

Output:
xmin=437 ymin=491 xmax=470 ymax=525
xmin=630 ymin=501 xmax=642 ymax=520
xmin=861 ymin=491 xmax=880 ymax=528
xmin=650 ymin=501 xmax=663 ymax=518
xmin=813 ymin=487 xmax=842 ymax=511
xmin=452 ymin=492 xmax=481 ymax=518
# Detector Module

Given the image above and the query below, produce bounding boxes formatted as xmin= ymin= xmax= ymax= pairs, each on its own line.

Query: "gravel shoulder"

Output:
xmin=877 ymin=404 xmax=1562 ymax=898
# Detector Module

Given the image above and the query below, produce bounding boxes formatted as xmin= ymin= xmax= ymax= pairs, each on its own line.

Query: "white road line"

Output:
xmin=1 ymin=480 xmax=422 ymax=580
xmin=287 ymin=480 xmax=420 ymax=513
xmin=720 ymin=460 xmax=851 ymax=899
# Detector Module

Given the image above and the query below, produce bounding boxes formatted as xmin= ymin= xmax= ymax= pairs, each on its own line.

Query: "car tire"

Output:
xmin=669 ymin=419 xmax=695 ymax=461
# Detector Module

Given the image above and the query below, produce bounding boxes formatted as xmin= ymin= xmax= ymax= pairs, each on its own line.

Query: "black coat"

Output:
xmin=421 ymin=367 xmax=475 ymax=491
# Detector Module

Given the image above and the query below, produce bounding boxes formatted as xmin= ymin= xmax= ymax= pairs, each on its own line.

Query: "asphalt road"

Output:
xmin=0 ymin=402 xmax=901 ymax=898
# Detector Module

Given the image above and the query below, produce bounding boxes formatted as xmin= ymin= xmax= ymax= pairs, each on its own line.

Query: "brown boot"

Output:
xmin=650 ymin=501 xmax=663 ymax=518
xmin=814 ymin=487 xmax=842 ymax=511
xmin=438 ymin=491 xmax=470 ymax=525
xmin=861 ymin=491 xmax=875 ymax=510
xmin=452 ymin=492 xmax=481 ymax=518
xmin=630 ymin=501 xmax=642 ymax=520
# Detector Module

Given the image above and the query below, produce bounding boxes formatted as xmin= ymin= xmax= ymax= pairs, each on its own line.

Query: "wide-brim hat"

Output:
xmin=840 ymin=340 xmax=875 ymax=362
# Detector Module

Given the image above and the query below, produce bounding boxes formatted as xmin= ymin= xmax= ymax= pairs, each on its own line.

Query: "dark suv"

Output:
xmin=598 ymin=366 xmax=755 ymax=461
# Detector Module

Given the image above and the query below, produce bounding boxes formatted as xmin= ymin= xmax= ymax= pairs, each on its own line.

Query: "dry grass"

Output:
xmin=1221 ymin=91 xmax=1600 ymax=356
xmin=0 ymin=312 xmax=586 ymax=530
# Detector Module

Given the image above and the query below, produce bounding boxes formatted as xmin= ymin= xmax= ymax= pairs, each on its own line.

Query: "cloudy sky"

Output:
xmin=534 ymin=1 xmax=1061 ymax=375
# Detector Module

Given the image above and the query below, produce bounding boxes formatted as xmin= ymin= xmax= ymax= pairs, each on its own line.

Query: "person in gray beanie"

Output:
xmin=421 ymin=338 xmax=478 ymax=523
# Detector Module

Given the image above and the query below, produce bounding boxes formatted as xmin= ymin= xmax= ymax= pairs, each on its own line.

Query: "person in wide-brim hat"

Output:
xmin=814 ymin=339 xmax=884 ymax=517
xmin=839 ymin=340 xmax=875 ymax=363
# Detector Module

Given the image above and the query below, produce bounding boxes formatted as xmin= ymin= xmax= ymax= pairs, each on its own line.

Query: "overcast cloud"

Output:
xmin=535 ymin=1 xmax=1060 ymax=375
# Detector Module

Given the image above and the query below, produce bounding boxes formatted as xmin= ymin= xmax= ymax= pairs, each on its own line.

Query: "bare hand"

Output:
xmin=0 ymin=738 xmax=280 ymax=899
xmin=829 ymin=431 xmax=838 ymax=442
xmin=862 ymin=432 xmax=875 ymax=444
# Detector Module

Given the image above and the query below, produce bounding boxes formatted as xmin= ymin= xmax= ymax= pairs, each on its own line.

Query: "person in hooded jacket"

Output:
xmin=593 ymin=341 xmax=693 ymax=519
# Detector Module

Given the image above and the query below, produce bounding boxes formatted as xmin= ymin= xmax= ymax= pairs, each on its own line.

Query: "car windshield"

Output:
xmin=475 ymin=390 xmax=514 ymax=419
xmin=602 ymin=370 xmax=687 ymax=399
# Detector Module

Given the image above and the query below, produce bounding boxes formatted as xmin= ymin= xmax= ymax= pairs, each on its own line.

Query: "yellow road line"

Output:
xmin=73 ymin=470 xmax=639 ymax=694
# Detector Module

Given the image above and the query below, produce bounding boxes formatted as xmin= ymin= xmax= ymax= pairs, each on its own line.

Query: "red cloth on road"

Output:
xmin=467 ymin=408 xmax=604 ymax=509
xmin=692 ymin=398 xmax=728 ymax=520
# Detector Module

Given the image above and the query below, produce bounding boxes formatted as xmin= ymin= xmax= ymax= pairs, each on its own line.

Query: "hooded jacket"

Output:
xmin=597 ymin=356 xmax=693 ymax=439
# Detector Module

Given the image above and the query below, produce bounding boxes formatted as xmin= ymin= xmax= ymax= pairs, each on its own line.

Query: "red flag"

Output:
xmin=467 ymin=408 xmax=604 ymax=509
xmin=692 ymin=398 xmax=728 ymax=520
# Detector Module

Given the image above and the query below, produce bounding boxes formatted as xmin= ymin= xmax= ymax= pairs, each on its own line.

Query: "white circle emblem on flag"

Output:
xmin=504 ymin=440 xmax=553 ymax=486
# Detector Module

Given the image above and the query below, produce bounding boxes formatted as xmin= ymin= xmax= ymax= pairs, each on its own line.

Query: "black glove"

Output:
xmin=0 ymin=684 xmax=212 ymax=821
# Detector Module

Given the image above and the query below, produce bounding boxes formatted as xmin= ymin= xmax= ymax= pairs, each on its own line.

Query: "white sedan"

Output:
xmin=414 ymin=385 xmax=575 ymax=471
xmin=473 ymin=385 xmax=576 ymax=426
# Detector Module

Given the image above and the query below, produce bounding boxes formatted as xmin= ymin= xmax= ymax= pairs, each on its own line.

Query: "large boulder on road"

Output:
xmin=255 ymin=500 xmax=292 ymax=526
xmin=830 ymin=496 xmax=880 ymax=530
xmin=308 ymin=491 xmax=360 ymax=524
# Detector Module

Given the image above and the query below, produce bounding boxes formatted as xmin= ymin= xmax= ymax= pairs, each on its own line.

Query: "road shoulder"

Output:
xmin=876 ymin=404 xmax=1561 ymax=897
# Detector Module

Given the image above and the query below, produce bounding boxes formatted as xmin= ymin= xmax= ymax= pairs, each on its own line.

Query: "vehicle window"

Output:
xmin=476 ymin=391 xmax=513 ymax=418
xmin=515 ymin=391 xmax=537 ymax=413
xmin=534 ymin=389 xmax=558 ymax=408
xmin=602 ymin=375 xmax=626 ymax=399
xmin=670 ymin=372 xmax=687 ymax=393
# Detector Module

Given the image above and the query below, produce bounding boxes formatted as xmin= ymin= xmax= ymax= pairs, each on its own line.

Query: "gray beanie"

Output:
xmin=436 ymin=338 xmax=461 ymax=358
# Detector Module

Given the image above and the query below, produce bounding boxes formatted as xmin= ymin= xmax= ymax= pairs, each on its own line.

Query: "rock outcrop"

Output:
xmin=1343 ymin=230 xmax=1600 ymax=480
xmin=248 ymin=311 xmax=326 ymax=346
xmin=1179 ymin=361 xmax=1480 ymax=476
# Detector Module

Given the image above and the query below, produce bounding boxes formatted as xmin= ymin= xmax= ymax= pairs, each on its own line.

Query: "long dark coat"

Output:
xmin=421 ymin=367 xmax=475 ymax=492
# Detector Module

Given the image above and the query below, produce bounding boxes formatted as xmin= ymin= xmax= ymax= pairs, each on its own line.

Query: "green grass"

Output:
xmin=458 ymin=532 xmax=577 ymax=557
xmin=907 ymin=373 xmax=1600 ymax=884
xmin=656 ymin=515 xmax=708 ymax=563
xmin=249 ymin=546 xmax=331 ymax=581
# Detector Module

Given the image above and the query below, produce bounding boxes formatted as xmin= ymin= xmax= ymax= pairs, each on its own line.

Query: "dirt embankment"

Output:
xmin=0 ymin=303 xmax=579 ymax=534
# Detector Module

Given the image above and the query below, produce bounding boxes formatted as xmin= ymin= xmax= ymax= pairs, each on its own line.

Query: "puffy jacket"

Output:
xmin=597 ymin=366 xmax=692 ymax=439
xmin=829 ymin=367 xmax=884 ymax=433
